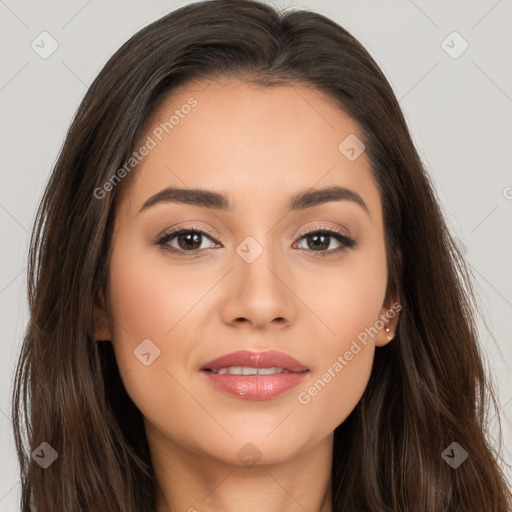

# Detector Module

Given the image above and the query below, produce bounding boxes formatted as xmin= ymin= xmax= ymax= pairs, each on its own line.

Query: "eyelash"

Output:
xmin=154 ymin=223 xmax=357 ymax=258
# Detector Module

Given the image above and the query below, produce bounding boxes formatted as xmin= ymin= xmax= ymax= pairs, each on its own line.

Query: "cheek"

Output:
xmin=105 ymin=239 xmax=179 ymax=378
xmin=107 ymin=240 xmax=209 ymax=345
xmin=296 ymin=236 xmax=386 ymax=429
xmin=105 ymin=241 xmax=201 ymax=424
xmin=317 ymin=236 xmax=388 ymax=346
xmin=296 ymin=284 xmax=381 ymax=435
xmin=296 ymin=342 xmax=374 ymax=435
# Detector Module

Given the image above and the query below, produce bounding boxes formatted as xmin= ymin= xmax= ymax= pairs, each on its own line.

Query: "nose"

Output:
xmin=220 ymin=243 xmax=297 ymax=330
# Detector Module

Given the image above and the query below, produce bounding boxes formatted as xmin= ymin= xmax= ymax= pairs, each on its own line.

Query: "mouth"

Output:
xmin=200 ymin=348 xmax=309 ymax=373
xmin=200 ymin=349 xmax=310 ymax=400
xmin=203 ymin=367 xmax=302 ymax=375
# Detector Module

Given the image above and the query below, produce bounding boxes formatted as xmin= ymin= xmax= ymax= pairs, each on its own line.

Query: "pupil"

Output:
xmin=309 ymin=234 xmax=329 ymax=251
xmin=178 ymin=232 xmax=201 ymax=250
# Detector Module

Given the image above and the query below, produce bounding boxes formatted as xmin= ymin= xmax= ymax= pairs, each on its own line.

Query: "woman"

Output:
xmin=11 ymin=0 xmax=511 ymax=510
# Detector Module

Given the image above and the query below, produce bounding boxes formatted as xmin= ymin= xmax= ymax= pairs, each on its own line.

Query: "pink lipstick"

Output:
xmin=200 ymin=349 xmax=309 ymax=400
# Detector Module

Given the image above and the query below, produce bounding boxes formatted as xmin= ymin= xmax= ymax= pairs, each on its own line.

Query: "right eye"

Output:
xmin=156 ymin=227 xmax=221 ymax=255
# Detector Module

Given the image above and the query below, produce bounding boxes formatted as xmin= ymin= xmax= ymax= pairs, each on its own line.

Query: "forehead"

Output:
xmin=120 ymin=78 xmax=381 ymax=220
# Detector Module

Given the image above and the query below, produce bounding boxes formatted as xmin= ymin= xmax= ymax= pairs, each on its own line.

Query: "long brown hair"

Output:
xmin=12 ymin=0 xmax=511 ymax=510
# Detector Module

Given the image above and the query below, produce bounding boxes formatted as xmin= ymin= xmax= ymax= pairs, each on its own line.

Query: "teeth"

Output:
xmin=212 ymin=366 xmax=286 ymax=375
xmin=256 ymin=367 xmax=283 ymax=375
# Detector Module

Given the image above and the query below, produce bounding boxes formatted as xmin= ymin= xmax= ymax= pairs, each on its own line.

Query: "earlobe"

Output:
xmin=376 ymin=251 xmax=402 ymax=347
xmin=375 ymin=295 xmax=401 ymax=347
xmin=92 ymin=289 xmax=112 ymax=341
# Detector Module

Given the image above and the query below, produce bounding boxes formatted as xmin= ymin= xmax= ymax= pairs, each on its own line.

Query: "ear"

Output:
xmin=374 ymin=293 xmax=401 ymax=347
xmin=92 ymin=289 xmax=112 ymax=341
xmin=374 ymin=249 xmax=402 ymax=347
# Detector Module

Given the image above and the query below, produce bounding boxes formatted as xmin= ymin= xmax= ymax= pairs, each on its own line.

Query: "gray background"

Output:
xmin=1 ymin=0 xmax=511 ymax=508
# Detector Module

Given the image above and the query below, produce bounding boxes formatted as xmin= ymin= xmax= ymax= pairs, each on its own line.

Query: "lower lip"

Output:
xmin=201 ymin=370 xmax=309 ymax=400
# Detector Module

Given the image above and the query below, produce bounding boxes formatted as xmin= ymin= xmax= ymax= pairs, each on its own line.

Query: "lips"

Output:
xmin=200 ymin=349 xmax=309 ymax=373
xmin=200 ymin=349 xmax=310 ymax=400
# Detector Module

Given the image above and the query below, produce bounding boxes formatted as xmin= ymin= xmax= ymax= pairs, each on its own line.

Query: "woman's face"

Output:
xmin=96 ymin=78 xmax=399 ymax=467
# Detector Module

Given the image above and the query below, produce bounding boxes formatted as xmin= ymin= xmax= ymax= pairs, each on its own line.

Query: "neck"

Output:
xmin=148 ymin=425 xmax=333 ymax=512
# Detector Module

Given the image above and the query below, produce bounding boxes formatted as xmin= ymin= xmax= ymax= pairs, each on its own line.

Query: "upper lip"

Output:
xmin=201 ymin=349 xmax=309 ymax=372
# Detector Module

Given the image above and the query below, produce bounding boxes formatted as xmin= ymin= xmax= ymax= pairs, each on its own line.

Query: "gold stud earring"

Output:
xmin=385 ymin=326 xmax=394 ymax=341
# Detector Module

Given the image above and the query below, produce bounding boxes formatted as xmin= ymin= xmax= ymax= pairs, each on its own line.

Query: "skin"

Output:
xmin=94 ymin=77 xmax=400 ymax=512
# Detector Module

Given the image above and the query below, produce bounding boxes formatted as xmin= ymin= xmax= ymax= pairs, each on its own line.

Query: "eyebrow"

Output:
xmin=138 ymin=185 xmax=370 ymax=216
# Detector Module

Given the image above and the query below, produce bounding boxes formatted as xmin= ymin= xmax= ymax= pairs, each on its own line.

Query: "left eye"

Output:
xmin=294 ymin=230 xmax=355 ymax=252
